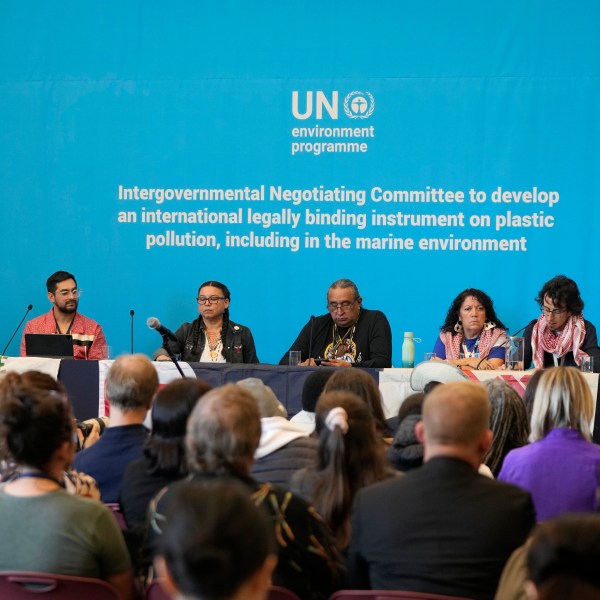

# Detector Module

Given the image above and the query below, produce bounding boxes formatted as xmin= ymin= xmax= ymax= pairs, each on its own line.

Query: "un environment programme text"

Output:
xmin=116 ymin=184 xmax=560 ymax=253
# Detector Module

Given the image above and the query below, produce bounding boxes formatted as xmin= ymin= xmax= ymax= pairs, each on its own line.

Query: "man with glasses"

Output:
xmin=279 ymin=278 xmax=392 ymax=368
xmin=20 ymin=270 xmax=107 ymax=360
xmin=523 ymin=275 xmax=600 ymax=371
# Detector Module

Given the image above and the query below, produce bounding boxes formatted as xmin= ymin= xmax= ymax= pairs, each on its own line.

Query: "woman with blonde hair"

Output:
xmin=498 ymin=367 xmax=600 ymax=521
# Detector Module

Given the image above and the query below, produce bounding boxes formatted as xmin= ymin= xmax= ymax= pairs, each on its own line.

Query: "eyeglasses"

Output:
xmin=327 ymin=300 xmax=356 ymax=312
xmin=541 ymin=307 xmax=567 ymax=317
xmin=55 ymin=288 xmax=82 ymax=298
xmin=197 ymin=296 xmax=226 ymax=305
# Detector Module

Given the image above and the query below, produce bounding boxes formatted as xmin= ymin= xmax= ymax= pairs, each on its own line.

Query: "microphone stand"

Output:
xmin=129 ymin=310 xmax=135 ymax=354
xmin=161 ymin=335 xmax=186 ymax=378
xmin=2 ymin=304 xmax=33 ymax=357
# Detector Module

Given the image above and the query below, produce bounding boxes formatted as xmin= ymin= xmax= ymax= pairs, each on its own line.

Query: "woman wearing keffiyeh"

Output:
xmin=433 ymin=288 xmax=508 ymax=370
xmin=524 ymin=275 xmax=600 ymax=371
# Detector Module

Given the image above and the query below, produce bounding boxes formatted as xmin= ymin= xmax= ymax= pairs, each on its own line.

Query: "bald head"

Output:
xmin=420 ymin=381 xmax=491 ymax=462
xmin=106 ymin=353 xmax=158 ymax=411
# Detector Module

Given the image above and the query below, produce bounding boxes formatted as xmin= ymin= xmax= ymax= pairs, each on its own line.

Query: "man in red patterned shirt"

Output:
xmin=20 ymin=270 xmax=108 ymax=360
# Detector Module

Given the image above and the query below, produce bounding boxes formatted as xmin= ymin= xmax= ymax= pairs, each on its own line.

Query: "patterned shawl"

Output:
xmin=531 ymin=313 xmax=587 ymax=368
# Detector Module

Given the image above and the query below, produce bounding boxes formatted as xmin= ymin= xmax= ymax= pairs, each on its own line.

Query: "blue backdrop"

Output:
xmin=1 ymin=1 xmax=599 ymax=364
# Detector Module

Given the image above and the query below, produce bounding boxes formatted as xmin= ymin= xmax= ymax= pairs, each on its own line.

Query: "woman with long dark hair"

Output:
xmin=434 ymin=288 xmax=508 ymax=370
xmin=155 ymin=280 xmax=258 ymax=363
xmin=120 ymin=377 xmax=211 ymax=528
xmin=291 ymin=390 xmax=394 ymax=549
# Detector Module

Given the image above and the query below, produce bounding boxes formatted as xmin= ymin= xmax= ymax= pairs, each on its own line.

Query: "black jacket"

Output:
xmin=154 ymin=317 xmax=258 ymax=363
xmin=279 ymin=308 xmax=392 ymax=368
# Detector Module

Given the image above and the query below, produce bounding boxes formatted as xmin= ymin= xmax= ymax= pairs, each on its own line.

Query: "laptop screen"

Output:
xmin=25 ymin=334 xmax=75 ymax=359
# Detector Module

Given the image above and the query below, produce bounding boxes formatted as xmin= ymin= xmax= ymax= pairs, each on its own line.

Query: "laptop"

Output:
xmin=25 ymin=334 xmax=75 ymax=359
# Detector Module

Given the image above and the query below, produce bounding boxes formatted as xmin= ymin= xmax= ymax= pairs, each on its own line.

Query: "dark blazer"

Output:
xmin=523 ymin=318 xmax=600 ymax=371
xmin=348 ymin=456 xmax=535 ymax=600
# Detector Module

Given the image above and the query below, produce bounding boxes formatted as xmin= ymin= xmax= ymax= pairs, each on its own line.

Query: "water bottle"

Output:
xmin=402 ymin=332 xmax=415 ymax=368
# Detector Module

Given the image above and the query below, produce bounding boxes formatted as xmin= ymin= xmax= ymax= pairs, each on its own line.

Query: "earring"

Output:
xmin=483 ymin=320 xmax=496 ymax=331
xmin=454 ymin=321 xmax=463 ymax=333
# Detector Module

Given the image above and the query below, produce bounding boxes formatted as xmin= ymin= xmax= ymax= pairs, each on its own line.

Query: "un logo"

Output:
xmin=343 ymin=91 xmax=375 ymax=119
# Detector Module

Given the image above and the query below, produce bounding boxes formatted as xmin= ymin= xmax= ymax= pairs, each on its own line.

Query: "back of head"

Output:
xmin=145 ymin=378 xmax=212 ymax=477
xmin=527 ymin=514 xmax=600 ymax=600
xmin=186 ymin=384 xmax=261 ymax=477
xmin=423 ymin=381 xmax=490 ymax=450
xmin=530 ymin=366 xmax=593 ymax=442
xmin=523 ymin=368 xmax=545 ymax=421
xmin=483 ymin=379 xmax=529 ymax=476
xmin=0 ymin=371 xmax=73 ymax=470
xmin=106 ymin=354 xmax=159 ymax=411
xmin=159 ymin=480 xmax=276 ymax=600
xmin=237 ymin=378 xmax=287 ymax=418
xmin=324 ymin=369 xmax=387 ymax=435
xmin=313 ymin=390 xmax=388 ymax=543
xmin=301 ymin=368 xmax=335 ymax=413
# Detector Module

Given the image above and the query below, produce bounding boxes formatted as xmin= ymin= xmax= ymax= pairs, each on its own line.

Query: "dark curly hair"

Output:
xmin=535 ymin=275 xmax=584 ymax=315
xmin=440 ymin=288 xmax=507 ymax=333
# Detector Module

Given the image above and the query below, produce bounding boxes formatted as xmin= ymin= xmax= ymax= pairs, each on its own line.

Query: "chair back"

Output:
xmin=330 ymin=591 xmax=474 ymax=600
xmin=268 ymin=585 xmax=302 ymax=600
xmin=146 ymin=579 xmax=170 ymax=600
xmin=105 ymin=502 xmax=127 ymax=530
xmin=0 ymin=572 xmax=121 ymax=599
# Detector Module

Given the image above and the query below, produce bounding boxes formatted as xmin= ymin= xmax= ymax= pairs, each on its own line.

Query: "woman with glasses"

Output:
xmin=433 ymin=288 xmax=508 ymax=370
xmin=523 ymin=275 xmax=600 ymax=371
xmin=154 ymin=281 xmax=258 ymax=363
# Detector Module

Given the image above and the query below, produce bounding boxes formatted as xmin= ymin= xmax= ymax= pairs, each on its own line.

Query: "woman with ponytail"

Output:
xmin=291 ymin=390 xmax=394 ymax=550
xmin=154 ymin=281 xmax=258 ymax=363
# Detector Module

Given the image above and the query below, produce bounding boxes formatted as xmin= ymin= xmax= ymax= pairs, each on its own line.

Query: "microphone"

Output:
xmin=130 ymin=310 xmax=135 ymax=354
xmin=1 ymin=304 xmax=33 ymax=357
xmin=146 ymin=317 xmax=178 ymax=341
xmin=307 ymin=315 xmax=315 ymax=363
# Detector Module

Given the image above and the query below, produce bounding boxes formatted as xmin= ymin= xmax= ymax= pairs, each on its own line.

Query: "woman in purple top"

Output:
xmin=498 ymin=366 xmax=600 ymax=521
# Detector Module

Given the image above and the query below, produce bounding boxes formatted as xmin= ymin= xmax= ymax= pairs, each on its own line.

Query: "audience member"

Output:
xmin=73 ymin=354 xmax=158 ymax=502
xmin=0 ymin=372 xmax=134 ymax=599
xmin=148 ymin=384 xmax=344 ymax=600
xmin=120 ymin=377 xmax=211 ymax=529
xmin=483 ymin=379 xmax=530 ymax=477
xmin=323 ymin=368 xmax=391 ymax=436
xmin=387 ymin=392 xmax=426 ymax=471
xmin=525 ymin=514 xmax=600 ymax=599
xmin=238 ymin=377 xmax=317 ymax=487
xmin=498 ymin=366 xmax=600 ymax=520
xmin=522 ymin=369 xmax=544 ymax=421
xmin=289 ymin=368 xmax=336 ymax=434
xmin=155 ymin=480 xmax=277 ymax=600
xmin=348 ymin=381 xmax=535 ymax=600
xmin=0 ymin=371 xmax=100 ymax=499
xmin=291 ymin=390 xmax=394 ymax=549
xmin=20 ymin=270 xmax=107 ymax=360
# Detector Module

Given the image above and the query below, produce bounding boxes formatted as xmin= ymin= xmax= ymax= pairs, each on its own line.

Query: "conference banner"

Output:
xmin=2 ymin=2 xmax=599 ymax=364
